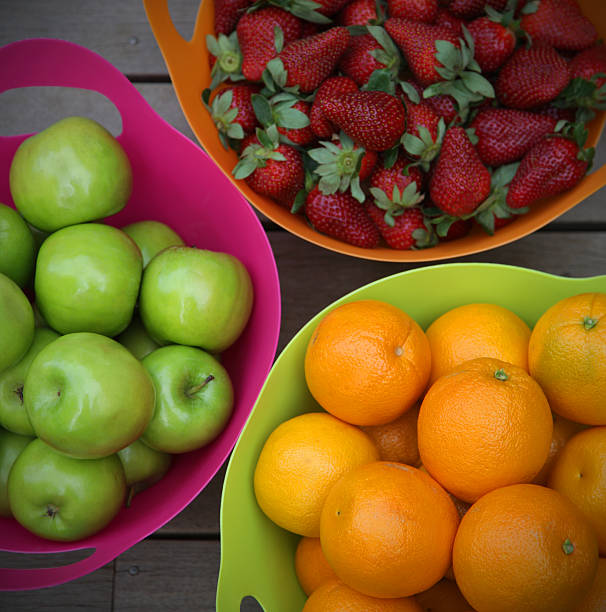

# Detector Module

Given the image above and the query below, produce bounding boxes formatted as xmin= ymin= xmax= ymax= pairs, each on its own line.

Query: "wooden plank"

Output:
xmin=113 ymin=539 xmax=262 ymax=611
xmin=0 ymin=0 xmax=201 ymax=76
xmin=268 ymin=230 xmax=606 ymax=353
xmin=0 ymin=552 xmax=113 ymax=611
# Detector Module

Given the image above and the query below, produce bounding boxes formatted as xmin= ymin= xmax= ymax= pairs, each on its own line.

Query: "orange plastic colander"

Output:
xmin=144 ymin=0 xmax=606 ymax=262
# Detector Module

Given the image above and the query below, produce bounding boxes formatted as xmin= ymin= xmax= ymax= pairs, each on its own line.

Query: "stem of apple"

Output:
xmin=45 ymin=504 xmax=58 ymax=519
xmin=14 ymin=385 xmax=23 ymax=404
xmin=186 ymin=375 xmax=215 ymax=398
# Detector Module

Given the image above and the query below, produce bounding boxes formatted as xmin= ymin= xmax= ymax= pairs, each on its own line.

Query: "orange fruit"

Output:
xmin=528 ymin=292 xmax=606 ymax=425
xmin=415 ymin=579 xmax=472 ymax=612
xmin=303 ymin=580 xmax=423 ymax=612
xmin=425 ymin=302 xmax=531 ymax=384
xmin=361 ymin=404 xmax=421 ymax=466
xmin=320 ymin=461 xmax=459 ymax=599
xmin=418 ymin=357 xmax=553 ymax=503
xmin=576 ymin=557 xmax=606 ymax=612
xmin=295 ymin=537 xmax=338 ymax=596
xmin=533 ymin=414 xmax=588 ymax=485
xmin=253 ymin=412 xmax=379 ymax=536
xmin=549 ymin=426 xmax=606 ymax=555
xmin=304 ymin=300 xmax=431 ymax=426
xmin=453 ymin=483 xmax=599 ymax=612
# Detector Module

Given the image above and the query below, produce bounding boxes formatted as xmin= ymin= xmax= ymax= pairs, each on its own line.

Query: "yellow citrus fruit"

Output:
xmin=253 ymin=412 xmax=378 ymax=537
xmin=425 ymin=302 xmax=530 ymax=384
xmin=320 ymin=461 xmax=459 ymax=598
xmin=304 ymin=300 xmax=431 ymax=426
xmin=533 ymin=414 xmax=588 ymax=485
xmin=418 ymin=357 xmax=553 ymax=503
xmin=361 ymin=404 xmax=421 ymax=466
xmin=575 ymin=557 xmax=606 ymax=612
xmin=529 ymin=292 xmax=606 ymax=425
xmin=295 ymin=537 xmax=338 ymax=596
xmin=453 ymin=484 xmax=599 ymax=612
xmin=302 ymin=580 xmax=423 ymax=612
xmin=549 ymin=426 xmax=606 ymax=555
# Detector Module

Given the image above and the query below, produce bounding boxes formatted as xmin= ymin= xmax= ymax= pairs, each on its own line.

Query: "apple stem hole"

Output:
xmin=45 ymin=504 xmax=59 ymax=519
xmin=186 ymin=375 xmax=215 ymax=398
xmin=14 ymin=385 xmax=24 ymax=404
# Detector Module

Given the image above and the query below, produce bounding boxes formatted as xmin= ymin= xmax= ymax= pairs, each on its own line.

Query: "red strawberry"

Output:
xmin=521 ymin=0 xmax=598 ymax=52
xmin=206 ymin=84 xmax=260 ymax=148
xmin=370 ymin=154 xmax=425 ymax=195
xmin=447 ymin=0 xmax=507 ymax=19
xmin=279 ymin=27 xmax=351 ymax=93
xmin=310 ymin=76 xmax=359 ymax=139
xmin=506 ymin=136 xmax=590 ymax=208
xmin=320 ymin=91 xmax=407 ymax=151
xmin=470 ymin=108 xmax=558 ymax=167
xmin=367 ymin=204 xmax=433 ymax=249
xmin=305 ymin=187 xmax=381 ymax=247
xmin=430 ymin=126 xmax=492 ymax=216
xmin=535 ymin=105 xmax=576 ymax=123
xmin=385 ymin=18 xmax=460 ymax=86
xmin=495 ymin=46 xmax=571 ymax=110
xmin=234 ymin=129 xmax=305 ymax=207
xmin=214 ymin=0 xmax=254 ymax=35
xmin=236 ymin=8 xmax=303 ymax=82
xmin=314 ymin=0 xmax=352 ymax=16
xmin=400 ymin=84 xmax=441 ymax=142
xmin=308 ymin=132 xmax=377 ymax=203
xmin=570 ymin=44 xmax=606 ymax=89
xmin=435 ymin=8 xmax=464 ymax=35
xmin=387 ymin=0 xmax=438 ymax=23
xmin=338 ymin=0 xmax=379 ymax=25
xmin=440 ymin=217 xmax=472 ymax=241
xmin=277 ymin=100 xmax=316 ymax=146
xmin=338 ymin=32 xmax=400 ymax=87
xmin=467 ymin=17 xmax=516 ymax=73
xmin=427 ymin=93 xmax=460 ymax=123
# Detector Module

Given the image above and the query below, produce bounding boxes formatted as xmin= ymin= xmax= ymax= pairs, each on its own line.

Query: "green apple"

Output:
xmin=0 ymin=327 xmax=59 ymax=435
xmin=117 ymin=439 xmax=172 ymax=500
xmin=0 ymin=273 xmax=34 ymax=375
xmin=0 ymin=428 xmax=34 ymax=518
xmin=35 ymin=223 xmax=143 ymax=336
xmin=0 ymin=203 xmax=35 ymax=287
xmin=9 ymin=116 xmax=132 ymax=232
xmin=117 ymin=316 xmax=160 ymax=360
xmin=141 ymin=345 xmax=233 ymax=453
xmin=121 ymin=220 xmax=185 ymax=267
xmin=24 ymin=332 xmax=155 ymax=459
xmin=8 ymin=438 xmax=126 ymax=541
xmin=139 ymin=246 xmax=253 ymax=353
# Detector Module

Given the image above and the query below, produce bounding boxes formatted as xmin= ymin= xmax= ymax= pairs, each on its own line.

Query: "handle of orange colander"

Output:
xmin=0 ymin=540 xmax=119 ymax=591
xmin=143 ymin=0 xmax=208 ymax=85
xmin=0 ymin=38 xmax=157 ymax=146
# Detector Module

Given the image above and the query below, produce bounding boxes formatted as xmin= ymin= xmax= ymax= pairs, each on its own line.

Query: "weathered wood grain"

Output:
xmin=113 ymin=540 xmax=262 ymax=611
xmin=0 ymin=554 xmax=113 ymax=611
xmin=0 ymin=0 xmax=202 ymax=76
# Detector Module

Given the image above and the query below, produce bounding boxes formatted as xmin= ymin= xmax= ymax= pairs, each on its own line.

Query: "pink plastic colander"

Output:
xmin=0 ymin=38 xmax=281 ymax=591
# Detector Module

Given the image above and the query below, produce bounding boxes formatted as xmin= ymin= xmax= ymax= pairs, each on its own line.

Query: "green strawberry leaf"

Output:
xmin=274 ymin=25 xmax=284 ymax=54
xmin=476 ymin=209 xmax=496 ymax=235
xmin=226 ymin=123 xmax=245 ymax=139
xmin=278 ymin=107 xmax=310 ymax=129
xmin=291 ymin=188 xmax=307 ymax=214
xmin=460 ymin=71 xmax=495 ymax=98
xmin=252 ymin=94 xmax=274 ymax=128
xmin=399 ymin=80 xmax=420 ymax=104
xmin=363 ymin=69 xmax=396 ymax=94
xmin=382 ymin=146 xmax=399 ymax=169
xmin=367 ymin=25 xmax=399 ymax=58
xmin=491 ymin=162 xmax=520 ymax=189
xmin=233 ymin=156 xmax=260 ymax=179
xmin=266 ymin=58 xmax=288 ymax=89
xmin=522 ymin=0 xmax=539 ymax=15
xmin=351 ymin=177 xmax=365 ymax=203
xmin=402 ymin=133 xmax=427 ymax=156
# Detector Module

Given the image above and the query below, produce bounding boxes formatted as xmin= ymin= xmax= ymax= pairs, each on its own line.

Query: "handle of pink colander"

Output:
xmin=0 ymin=541 xmax=119 ymax=591
xmin=0 ymin=38 xmax=156 ymax=145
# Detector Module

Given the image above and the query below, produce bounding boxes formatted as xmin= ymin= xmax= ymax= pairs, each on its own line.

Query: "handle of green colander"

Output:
xmin=0 ymin=38 xmax=157 ymax=143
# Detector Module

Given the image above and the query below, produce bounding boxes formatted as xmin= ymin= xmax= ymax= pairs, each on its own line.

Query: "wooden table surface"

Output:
xmin=1 ymin=1 xmax=605 ymax=610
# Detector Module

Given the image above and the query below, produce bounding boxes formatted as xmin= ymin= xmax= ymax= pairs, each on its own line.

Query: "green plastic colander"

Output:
xmin=217 ymin=263 xmax=606 ymax=612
